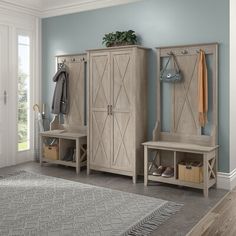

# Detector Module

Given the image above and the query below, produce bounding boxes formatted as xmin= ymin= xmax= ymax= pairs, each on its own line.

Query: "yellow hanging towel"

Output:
xmin=198 ymin=50 xmax=208 ymax=127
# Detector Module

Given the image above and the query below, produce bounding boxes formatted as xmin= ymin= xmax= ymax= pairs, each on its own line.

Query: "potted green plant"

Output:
xmin=102 ymin=30 xmax=137 ymax=47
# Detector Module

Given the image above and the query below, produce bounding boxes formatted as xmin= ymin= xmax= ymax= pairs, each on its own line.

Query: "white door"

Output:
xmin=0 ymin=25 xmax=9 ymax=167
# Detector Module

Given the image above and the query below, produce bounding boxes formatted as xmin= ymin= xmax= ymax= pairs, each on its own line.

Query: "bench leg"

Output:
xmin=40 ymin=136 xmax=43 ymax=166
xmin=76 ymin=138 xmax=80 ymax=175
xmin=203 ymin=154 xmax=209 ymax=197
xmin=144 ymin=146 xmax=148 ymax=186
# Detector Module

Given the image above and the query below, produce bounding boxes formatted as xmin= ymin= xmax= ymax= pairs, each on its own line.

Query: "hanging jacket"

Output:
xmin=51 ymin=67 xmax=69 ymax=114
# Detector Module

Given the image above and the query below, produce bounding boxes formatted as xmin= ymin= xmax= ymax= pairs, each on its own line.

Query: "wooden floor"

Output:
xmin=188 ymin=190 xmax=236 ymax=236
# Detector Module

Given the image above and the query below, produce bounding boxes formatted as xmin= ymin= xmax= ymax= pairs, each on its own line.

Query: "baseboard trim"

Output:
xmin=217 ymin=168 xmax=236 ymax=190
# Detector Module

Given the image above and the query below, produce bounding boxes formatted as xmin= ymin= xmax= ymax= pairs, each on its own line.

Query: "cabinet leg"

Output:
xmin=133 ymin=174 xmax=137 ymax=184
xmin=144 ymin=146 xmax=148 ymax=186
xmin=87 ymin=167 xmax=90 ymax=175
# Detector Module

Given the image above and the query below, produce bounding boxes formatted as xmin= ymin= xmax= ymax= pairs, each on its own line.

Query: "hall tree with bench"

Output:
xmin=40 ymin=42 xmax=218 ymax=197
xmin=40 ymin=54 xmax=87 ymax=174
xmin=143 ymin=43 xmax=219 ymax=197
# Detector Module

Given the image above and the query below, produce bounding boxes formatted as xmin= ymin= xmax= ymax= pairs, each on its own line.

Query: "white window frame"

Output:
xmin=16 ymin=29 xmax=35 ymax=162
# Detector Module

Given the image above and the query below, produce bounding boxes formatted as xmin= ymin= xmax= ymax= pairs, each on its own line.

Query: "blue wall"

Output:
xmin=42 ymin=0 xmax=229 ymax=172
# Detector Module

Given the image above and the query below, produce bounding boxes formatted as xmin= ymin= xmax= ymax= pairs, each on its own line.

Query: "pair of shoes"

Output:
xmin=153 ymin=165 xmax=165 ymax=176
xmin=161 ymin=167 xmax=174 ymax=178
xmin=152 ymin=166 xmax=174 ymax=178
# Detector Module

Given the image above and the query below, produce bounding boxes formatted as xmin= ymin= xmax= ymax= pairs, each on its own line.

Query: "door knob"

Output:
xmin=4 ymin=90 xmax=7 ymax=105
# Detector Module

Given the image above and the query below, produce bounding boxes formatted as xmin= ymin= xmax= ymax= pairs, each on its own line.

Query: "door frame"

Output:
xmin=0 ymin=10 xmax=41 ymax=166
xmin=0 ymin=24 xmax=11 ymax=167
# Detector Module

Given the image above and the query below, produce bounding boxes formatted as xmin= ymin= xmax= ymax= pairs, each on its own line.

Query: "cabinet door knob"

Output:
xmin=110 ymin=105 xmax=113 ymax=115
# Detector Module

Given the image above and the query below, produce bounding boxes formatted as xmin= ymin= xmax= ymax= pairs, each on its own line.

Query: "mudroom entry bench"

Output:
xmin=40 ymin=130 xmax=87 ymax=174
xmin=143 ymin=141 xmax=218 ymax=197
xmin=40 ymin=54 xmax=87 ymax=174
xmin=144 ymin=43 xmax=219 ymax=197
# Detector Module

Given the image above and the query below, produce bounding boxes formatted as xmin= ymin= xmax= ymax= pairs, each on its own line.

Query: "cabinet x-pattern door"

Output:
xmin=111 ymin=51 xmax=134 ymax=172
xmin=90 ymin=52 xmax=111 ymax=168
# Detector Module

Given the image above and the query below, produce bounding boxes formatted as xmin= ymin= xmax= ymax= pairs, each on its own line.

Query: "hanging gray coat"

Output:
xmin=51 ymin=68 xmax=69 ymax=114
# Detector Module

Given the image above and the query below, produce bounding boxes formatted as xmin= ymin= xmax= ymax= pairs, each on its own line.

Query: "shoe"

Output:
xmin=153 ymin=165 xmax=166 ymax=176
xmin=161 ymin=167 xmax=174 ymax=178
xmin=149 ymin=162 xmax=158 ymax=175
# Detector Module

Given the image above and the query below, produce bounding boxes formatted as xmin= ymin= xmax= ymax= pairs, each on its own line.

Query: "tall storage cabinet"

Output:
xmin=87 ymin=46 xmax=149 ymax=183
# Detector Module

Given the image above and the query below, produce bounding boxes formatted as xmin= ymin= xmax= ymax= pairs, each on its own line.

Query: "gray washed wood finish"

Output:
xmin=40 ymin=54 xmax=87 ymax=173
xmin=144 ymin=43 xmax=219 ymax=197
xmin=87 ymin=46 xmax=149 ymax=183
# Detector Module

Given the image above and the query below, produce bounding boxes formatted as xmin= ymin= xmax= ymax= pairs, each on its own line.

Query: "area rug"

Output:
xmin=0 ymin=171 xmax=182 ymax=236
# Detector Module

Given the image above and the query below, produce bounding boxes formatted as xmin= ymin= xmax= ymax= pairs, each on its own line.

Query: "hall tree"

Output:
xmin=0 ymin=7 xmax=40 ymax=167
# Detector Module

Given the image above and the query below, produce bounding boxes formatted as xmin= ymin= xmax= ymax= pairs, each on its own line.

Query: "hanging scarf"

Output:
xmin=198 ymin=50 xmax=208 ymax=127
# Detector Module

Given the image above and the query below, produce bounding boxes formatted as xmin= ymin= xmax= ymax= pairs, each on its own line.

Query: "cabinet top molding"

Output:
xmin=87 ymin=45 xmax=151 ymax=52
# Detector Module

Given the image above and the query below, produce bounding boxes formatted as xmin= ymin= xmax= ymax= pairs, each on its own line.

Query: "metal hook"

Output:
xmin=58 ymin=59 xmax=66 ymax=69
xmin=181 ymin=50 xmax=188 ymax=55
xmin=167 ymin=51 xmax=173 ymax=56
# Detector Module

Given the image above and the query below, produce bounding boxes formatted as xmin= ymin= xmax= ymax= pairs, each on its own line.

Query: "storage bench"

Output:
xmin=143 ymin=141 xmax=219 ymax=197
xmin=40 ymin=130 xmax=87 ymax=174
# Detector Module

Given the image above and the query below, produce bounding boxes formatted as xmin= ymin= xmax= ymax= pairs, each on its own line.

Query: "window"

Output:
xmin=18 ymin=35 xmax=30 ymax=151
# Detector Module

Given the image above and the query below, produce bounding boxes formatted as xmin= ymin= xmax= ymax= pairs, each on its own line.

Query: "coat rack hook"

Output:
xmin=181 ymin=50 xmax=188 ymax=55
xmin=167 ymin=51 xmax=173 ymax=56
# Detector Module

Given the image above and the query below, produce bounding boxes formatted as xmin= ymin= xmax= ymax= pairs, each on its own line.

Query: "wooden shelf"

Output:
xmin=148 ymin=175 xmax=203 ymax=189
xmin=148 ymin=175 xmax=216 ymax=190
xmin=42 ymin=158 xmax=87 ymax=168
xmin=42 ymin=158 xmax=76 ymax=167
xmin=143 ymin=141 xmax=218 ymax=153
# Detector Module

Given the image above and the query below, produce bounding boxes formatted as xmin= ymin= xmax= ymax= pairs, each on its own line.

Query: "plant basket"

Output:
xmin=103 ymin=30 xmax=138 ymax=48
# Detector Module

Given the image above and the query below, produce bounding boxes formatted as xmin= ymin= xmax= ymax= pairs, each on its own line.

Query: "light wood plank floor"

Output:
xmin=188 ymin=190 xmax=236 ymax=236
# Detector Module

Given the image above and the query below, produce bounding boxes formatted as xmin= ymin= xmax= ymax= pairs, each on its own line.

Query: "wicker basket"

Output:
xmin=178 ymin=163 xmax=203 ymax=183
xmin=43 ymin=145 xmax=59 ymax=160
